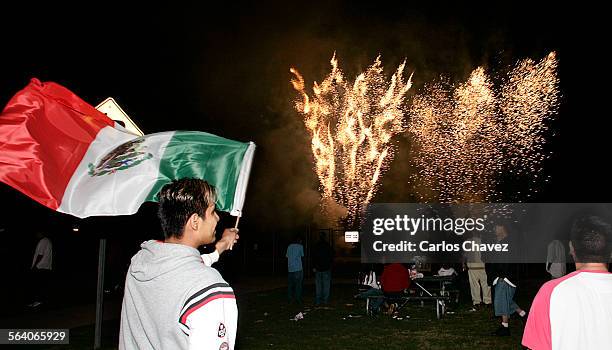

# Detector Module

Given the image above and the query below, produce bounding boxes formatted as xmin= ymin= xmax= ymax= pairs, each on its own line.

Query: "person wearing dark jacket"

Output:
xmin=313 ymin=233 xmax=334 ymax=305
xmin=488 ymin=224 xmax=527 ymax=336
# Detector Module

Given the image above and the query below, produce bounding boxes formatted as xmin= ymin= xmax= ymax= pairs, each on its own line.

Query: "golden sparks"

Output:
xmin=291 ymin=54 xmax=413 ymax=225
xmin=408 ymin=52 xmax=560 ymax=202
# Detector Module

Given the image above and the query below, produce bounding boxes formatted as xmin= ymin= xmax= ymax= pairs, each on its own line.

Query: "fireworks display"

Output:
xmin=408 ymin=52 xmax=560 ymax=202
xmin=291 ymin=54 xmax=413 ymax=225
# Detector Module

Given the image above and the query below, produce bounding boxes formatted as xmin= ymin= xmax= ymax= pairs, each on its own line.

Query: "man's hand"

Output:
xmin=215 ymin=228 xmax=240 ymax=255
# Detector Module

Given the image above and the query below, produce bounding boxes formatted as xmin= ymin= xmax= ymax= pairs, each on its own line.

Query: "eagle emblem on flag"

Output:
xmin=88 ymin=138 xmax=153 ymax=177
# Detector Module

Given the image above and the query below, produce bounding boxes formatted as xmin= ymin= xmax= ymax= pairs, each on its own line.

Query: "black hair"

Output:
xmin=570 ymin=216 xmax=612 ymax=263
xmin=292 ymin=234 xmax=303 ymax=244
xmin=157 ymin=178 xmax=216 ymax=239
xmin=319 ymin=231 xmax=327 ymax=241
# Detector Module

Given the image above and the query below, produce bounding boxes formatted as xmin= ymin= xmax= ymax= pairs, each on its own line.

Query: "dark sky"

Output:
xmin=0 ymin=1 xmax=609 ymax=237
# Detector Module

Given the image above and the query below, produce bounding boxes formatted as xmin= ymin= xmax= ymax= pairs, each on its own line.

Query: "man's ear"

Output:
xmin=569 ymin=241 xmax=576 ymax=260
xmin=187 ymin=213 xmax=199 ymax=231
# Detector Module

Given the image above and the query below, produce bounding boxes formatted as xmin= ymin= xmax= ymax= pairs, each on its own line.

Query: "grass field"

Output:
xmin=235 ymin=283 xmax=529 ymax=349
xmin=35 ymin=280 xmax=536 ymax=349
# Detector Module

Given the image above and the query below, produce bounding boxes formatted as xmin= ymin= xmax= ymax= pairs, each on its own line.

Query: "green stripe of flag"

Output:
xmin=145 ymin=131 xmax=252 ymax=213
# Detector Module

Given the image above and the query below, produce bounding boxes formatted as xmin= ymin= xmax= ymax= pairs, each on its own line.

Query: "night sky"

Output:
xmin=0 ymin=1 xmax=609 ymax=238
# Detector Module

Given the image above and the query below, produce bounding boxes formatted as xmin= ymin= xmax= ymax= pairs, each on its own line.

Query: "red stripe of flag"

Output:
xmin=0 ymin=78 xmax=114 ymax=210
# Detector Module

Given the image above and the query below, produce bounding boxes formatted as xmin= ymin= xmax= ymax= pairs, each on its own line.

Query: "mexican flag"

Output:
xmin=0 ymin=79 xmax=255 ymax=218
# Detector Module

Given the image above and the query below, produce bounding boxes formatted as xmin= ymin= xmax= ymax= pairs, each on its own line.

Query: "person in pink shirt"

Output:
xmin=522 ymin=215 xmax=612 ymax=350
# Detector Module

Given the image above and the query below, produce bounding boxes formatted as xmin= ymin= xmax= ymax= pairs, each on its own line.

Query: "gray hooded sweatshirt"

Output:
xmin=119 ymin=240 xmax=237 ymax=350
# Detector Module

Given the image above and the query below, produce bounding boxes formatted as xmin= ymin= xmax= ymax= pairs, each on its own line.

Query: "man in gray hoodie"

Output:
xmin=119 ymin=178 xmax=239 ymax=350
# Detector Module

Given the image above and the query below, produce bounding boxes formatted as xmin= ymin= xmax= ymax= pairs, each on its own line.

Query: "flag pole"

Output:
xmin=94 ymin=237 xmax=106 ymax=349
xmin=234 ymin=216 xmax=240 ymax=229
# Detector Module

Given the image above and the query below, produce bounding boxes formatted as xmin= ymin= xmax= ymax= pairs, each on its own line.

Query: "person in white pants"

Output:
xmin=464 ymin=234 xmax=491 ymax=311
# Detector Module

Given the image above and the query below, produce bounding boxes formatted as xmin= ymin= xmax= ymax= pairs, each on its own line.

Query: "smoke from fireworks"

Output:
xmin=408 ymin=52 xmax=559 ymax=202
xmin=291 ymin=54 xmax=413 ymax=225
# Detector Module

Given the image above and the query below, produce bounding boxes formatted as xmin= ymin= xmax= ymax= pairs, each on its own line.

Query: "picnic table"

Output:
xmin=412 ymin=275 xmax=460 ymax=303
xmin=362 ymin=275 xmax=459 ymax=319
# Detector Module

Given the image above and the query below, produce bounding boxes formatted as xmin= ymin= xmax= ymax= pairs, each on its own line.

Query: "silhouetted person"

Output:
xmin=313 ymin=233 xmax=334 ymax=305
xmin=286 ymin=236 xmax=304 ymax=304
xmin=28 ymin=231 xmax=52 ymax=308
xmin=489 ymin=224 xmax=527 ymax=336
xmin=356 ymin=263 xmax=410 ymax=315
xmin=463 ymin=232 xmax=492 ymax=311
xmin=546 ymin=239 xmax=566 ymax=279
